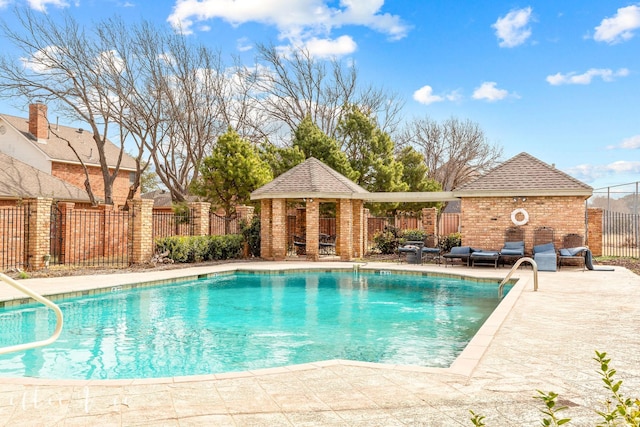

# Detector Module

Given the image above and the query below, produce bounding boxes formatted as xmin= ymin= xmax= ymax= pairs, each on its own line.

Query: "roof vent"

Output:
xmin=77 ymin=128 xmax=84 ymax=134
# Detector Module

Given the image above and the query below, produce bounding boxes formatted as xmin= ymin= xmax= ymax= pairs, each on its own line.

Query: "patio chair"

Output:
xmin=533 ymin=227 xmax=556 ymax=271
xmin=558 ymin=234 xmax=587 ymax=271
xmin=421 ymin=234 xmax=441 ymax=264
xmin=293 ymin=234 xmax=306 ymax=255
xmin=500 ymin=227 xmax=525 ymax=265
xmin=443 ymin=246 xmax=475 ymax=267
xmin=319 ymin=233 xmax=336 ymax=255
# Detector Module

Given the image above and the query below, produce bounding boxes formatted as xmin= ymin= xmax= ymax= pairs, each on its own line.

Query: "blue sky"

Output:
xmin=0 ymin=0 xmax=639 ymax=191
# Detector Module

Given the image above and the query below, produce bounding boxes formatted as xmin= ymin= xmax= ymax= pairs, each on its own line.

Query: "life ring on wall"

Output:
xmin=511 ymin=208 xmax=529 ymax=226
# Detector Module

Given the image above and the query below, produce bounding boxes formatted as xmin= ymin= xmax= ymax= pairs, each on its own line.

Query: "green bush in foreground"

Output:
xmin=470 ymin=351 xmax=640 ymax=426
xmin=155 ymin=235 xmax=243 ymax=263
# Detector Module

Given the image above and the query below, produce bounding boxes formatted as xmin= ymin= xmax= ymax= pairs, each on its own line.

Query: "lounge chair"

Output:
xmin=421 ymin=234 xmax=441 ymax=264
xmin=532 ymin=226 xmax=556 ymax=271
xmin=500 ymin=227 xmax=525 ymax=266
xmin=558 ymin=234 xmax=587 ymax=271
xmin=533 ymin=242 xmax=557 ymax=271
xmin=443 ymin=246 xmax=475 ymax=267
xmin=319 ymin=233 xmax=336 ymax=255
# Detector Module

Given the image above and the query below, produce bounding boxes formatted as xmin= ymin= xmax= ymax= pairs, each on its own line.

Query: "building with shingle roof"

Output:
xmin=0 ymin=153 xmax=91 ymax=202
xmin=0 ymin=103 xmax=138 ymax=206
xmin=454 ymin=152 xmax=592 ymax=196
xmin=251 ymin=157 xmax=369 ymax=200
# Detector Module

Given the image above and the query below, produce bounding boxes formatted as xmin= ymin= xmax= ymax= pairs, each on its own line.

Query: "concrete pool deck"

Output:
xmin=0 ymin=261 xmax=638 ymax=426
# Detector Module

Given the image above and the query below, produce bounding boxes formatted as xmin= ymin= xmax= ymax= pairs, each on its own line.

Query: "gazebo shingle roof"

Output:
xmin=454 ymin=152 xmax=592 ymax=196
xmin=251 ymin=157 xmax=369 ymax=199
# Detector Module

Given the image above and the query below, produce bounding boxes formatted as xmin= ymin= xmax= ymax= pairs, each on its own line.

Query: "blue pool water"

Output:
xmin=0 ymin=271 xmax=509 ymax=380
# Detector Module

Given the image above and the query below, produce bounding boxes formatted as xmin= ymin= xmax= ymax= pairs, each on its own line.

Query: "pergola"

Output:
xmin=250 ymin=157 xmax=456 ymax=261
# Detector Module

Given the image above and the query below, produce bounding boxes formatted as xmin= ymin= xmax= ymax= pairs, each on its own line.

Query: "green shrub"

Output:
xmin=400 ymin=229 xmax=427 ymax=242
xmin=439 ymin=232 xmax=461 ymax=253
xmin=155 ymin=234 xmax=243 ymax=263
xmin=240 ymin=216 xmax=261 ymax=257
xmin=373 ymin=226 xmax=401 ymax=254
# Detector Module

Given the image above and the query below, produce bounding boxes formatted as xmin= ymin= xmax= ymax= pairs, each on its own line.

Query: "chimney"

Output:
xmin=29 ymin=103 xmax=48 ymax=141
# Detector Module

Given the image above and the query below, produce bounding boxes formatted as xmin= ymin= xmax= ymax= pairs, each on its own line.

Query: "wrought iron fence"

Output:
xmin=50 ymin=206 xmax=131 ymax=267
xmin=209 ymin=213 xmax=238 ymax=235
xmin=0 ymin=204 xmax=29 ymax=271
xmin=152 ymin=209 xmax=195 ymax=240
xmin=602 ymin=210 xmax=639 ymax=258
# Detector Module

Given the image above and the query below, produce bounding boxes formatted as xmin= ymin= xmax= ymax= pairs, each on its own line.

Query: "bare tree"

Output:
xmin=252 ymin=43 xmax=404 ymax=143
xmin=0 ymin=8 xmax=133 ymax=205
xmin=399 ymin=116 xmax=503 ymax=191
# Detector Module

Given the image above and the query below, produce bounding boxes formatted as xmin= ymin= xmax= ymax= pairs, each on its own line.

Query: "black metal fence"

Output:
xmin=0 ymin=204 xmax=29 ymax=271
xmin=209 ymin=213 xmax=238 ymax=235
xmin=152 ymin=209 xmax=195 ymax=240
xmin=49 ymin=205 xmax=132 ymax=267
xmin=602 ymin=210 xmax=639 ymax=258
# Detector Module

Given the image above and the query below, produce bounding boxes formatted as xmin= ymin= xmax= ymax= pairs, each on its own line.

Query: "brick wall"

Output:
xmin=587 ymin=208 xmax=603 ymax=256
xmin=51 ymin=162 xmax=137 ymax=207
xmin=461 ymin=195 xmax=588 ymax=253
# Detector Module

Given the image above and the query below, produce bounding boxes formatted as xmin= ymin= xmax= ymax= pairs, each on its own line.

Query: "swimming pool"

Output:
xmin=0 ymin=270 xmax=510 ymax=380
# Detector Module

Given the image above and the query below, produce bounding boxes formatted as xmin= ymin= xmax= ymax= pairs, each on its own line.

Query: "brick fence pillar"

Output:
xmin=128 ymin=198 xmax=154 ymax=264
xmin=235 ymin=205 xmax=255 ymax=223
xmin=363 ymin=208 xmax=370 ymax=255
xmin=188 ymin=202 xmax=211 ymax=236
xmin=421 ymin=207 xmax=438 ymax=236
xmin=587 ymin=208 xmax=603 ymax=257
xmin=26 ymin=198 xmax=53 ymax=270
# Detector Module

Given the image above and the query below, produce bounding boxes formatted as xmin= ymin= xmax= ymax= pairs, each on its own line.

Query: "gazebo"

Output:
xmin=251 ymin=157 xmax=370 ymax=261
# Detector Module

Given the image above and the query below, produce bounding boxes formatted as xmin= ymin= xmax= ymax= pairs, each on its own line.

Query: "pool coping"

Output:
xmin=0 ymin=261 xmax=528 ymax=386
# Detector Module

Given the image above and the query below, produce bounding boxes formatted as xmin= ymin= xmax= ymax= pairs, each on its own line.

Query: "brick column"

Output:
xmin=337 ymin=199 xmax=353 ymax=261
xmin=188 ymin=202 xmax=211 ymax=236
xmin=235 ymin=205 xmax=255 ymax=223
xmin=352 ymin=199 xmax=364 ymax=258
xmin=421 ymin=207 xmax=438 ymax=236
xmin=363 ymin=208 xmax=370 ymax=255
xmin=587 ymin=207 xmax=603 ymax=257
xmin=260 ymin=199 xmax=273 ymax=259
xmin=272 ymin=199 xmax=287 ymax=260
xmin=26 ymin=198 xmax=53 ymax=270
xmin=305 ymin=199 xmax=319 ymax=261
xmin=128 ymin=198 xmax=154 ymax=264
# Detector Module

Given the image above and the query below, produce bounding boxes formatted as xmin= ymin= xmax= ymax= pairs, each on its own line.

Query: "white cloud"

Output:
xmin=492 ymin=7 xmax=533 ymax=48
xmin=26 ymin=0 xmax=69 ymax=12
xmin=472 ymin=82 xmax=512 ymax=102
xmin=566 ymin=161 xmax=640 ymax=182
xmin=620 ymin=135 xmax=640 ymax=149
xmin=0 ymin=0 xmax=10 ymax=9
xmin=167 ymin=0 xmax=409 ymax=56
xmin=413 ymin=85 xmax=443 ymax=105
xmin=594 ymin=5 xmax=640 ymax=44
xmin=546 ymin=68 xmax=629 ymax=85
xmin=413 ymin=85 xmax=461 ymax=105
xmin=303 ymin=35 xmax=357 ymax=58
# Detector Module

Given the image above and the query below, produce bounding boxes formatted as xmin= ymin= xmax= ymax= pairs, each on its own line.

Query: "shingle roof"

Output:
xmin=0 ymin=153 xmax=91 ymax=202
xmin=251 ymin=157 xmax=369 ymax=200
xmin=454 ymin=152 xmax=592 ymax=196
xmin=0 ymin=113 xmax=137 ymax=170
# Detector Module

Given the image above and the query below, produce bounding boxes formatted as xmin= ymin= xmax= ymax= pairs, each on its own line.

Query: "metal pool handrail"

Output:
xmin=0 ymin=273 xmax=64 ymax=355
xmin=499 ymin=257 xmax=538 ymax=299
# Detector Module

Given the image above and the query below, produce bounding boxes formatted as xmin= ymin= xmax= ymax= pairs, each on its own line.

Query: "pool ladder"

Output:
xmin=0 ymin=273 xmax=64 ymax=355
xmin=498 ymin=257 xmax=538 ymax=299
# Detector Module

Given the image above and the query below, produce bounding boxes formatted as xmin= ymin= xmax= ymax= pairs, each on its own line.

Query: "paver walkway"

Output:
xmin=0 ymin=262 xmax=638 ymax=426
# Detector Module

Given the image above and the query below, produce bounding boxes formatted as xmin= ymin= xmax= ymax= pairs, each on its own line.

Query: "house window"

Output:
xmin=129 ymin=172 xmax=136 ymax=185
